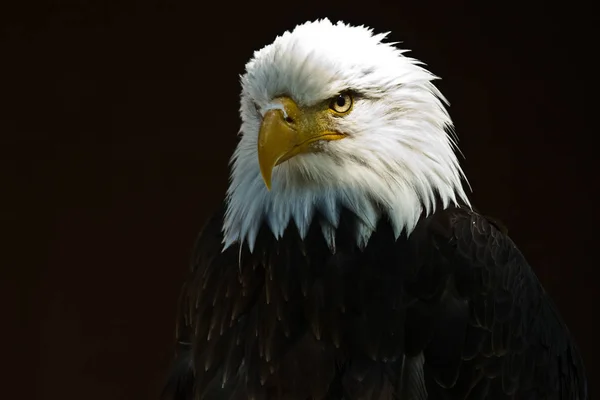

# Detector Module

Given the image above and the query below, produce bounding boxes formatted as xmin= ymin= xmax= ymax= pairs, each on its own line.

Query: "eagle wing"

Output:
xmin=413 ymin=207 xmax=588 ymax=399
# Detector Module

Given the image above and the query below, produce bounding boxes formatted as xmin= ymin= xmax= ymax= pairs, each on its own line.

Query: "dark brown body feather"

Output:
xmin=163 ymin=206 xmax=587 ymax=400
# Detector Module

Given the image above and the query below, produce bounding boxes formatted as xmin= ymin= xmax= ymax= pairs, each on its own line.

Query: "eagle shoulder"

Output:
xmin=414 ymin=206 xmax=588 ymax=399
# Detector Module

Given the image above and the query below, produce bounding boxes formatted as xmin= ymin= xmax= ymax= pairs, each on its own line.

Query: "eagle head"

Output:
xmin=223 ymin=19 xmax=470 ymax=251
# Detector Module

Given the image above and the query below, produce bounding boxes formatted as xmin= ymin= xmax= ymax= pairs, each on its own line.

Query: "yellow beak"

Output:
xmin=257 ymin=97 xmax=346 ymax=190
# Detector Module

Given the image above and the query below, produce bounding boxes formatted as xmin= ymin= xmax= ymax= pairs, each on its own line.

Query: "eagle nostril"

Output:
xmin=284 ymin=115 xmax=294 ymax=124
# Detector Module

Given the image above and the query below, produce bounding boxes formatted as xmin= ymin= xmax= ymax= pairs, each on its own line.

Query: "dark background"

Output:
xmin=2 ymin=1 xmax=596 ymax=399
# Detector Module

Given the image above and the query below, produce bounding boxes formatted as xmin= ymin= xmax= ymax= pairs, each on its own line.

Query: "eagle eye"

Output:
xmin=329 ymin=92 xmax=353 ymax=114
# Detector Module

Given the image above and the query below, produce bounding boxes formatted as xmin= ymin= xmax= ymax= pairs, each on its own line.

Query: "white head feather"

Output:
xmin=223 ymin=19 xmax=470 ymax=252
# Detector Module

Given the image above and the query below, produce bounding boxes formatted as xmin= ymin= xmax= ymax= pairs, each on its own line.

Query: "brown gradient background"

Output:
xmin=2 ymin=1 xmax=597 ymax=399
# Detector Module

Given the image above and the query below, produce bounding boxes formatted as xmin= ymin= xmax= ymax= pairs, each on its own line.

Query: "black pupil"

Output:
xmin=336 ymin=95 xmax=346 ymax=108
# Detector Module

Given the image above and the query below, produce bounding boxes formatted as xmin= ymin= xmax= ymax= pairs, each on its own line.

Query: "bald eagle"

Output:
xmin=164 ymin=20 xmax=587 ymax=400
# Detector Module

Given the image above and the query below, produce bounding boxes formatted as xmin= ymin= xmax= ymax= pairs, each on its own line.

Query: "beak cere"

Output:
xmin=257 ymin=97 xmax=346 ymax=190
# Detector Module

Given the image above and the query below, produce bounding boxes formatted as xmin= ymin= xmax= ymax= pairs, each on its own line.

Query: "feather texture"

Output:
xmin=163 ymin=206 xmax=588 ymax=400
